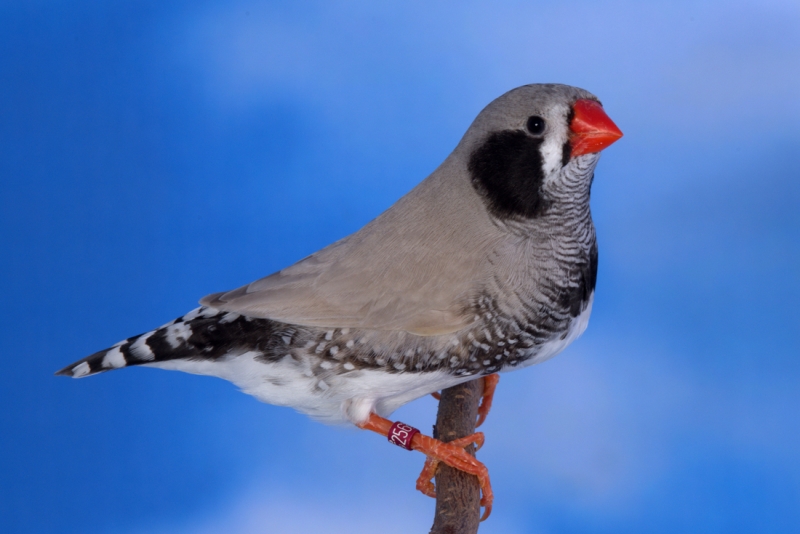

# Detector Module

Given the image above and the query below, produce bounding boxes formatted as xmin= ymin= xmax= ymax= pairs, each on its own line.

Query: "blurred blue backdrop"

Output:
xmin=1 ymin=1 xmax=799 ymax=532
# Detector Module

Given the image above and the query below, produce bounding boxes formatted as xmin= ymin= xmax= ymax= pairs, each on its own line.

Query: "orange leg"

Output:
xmin=358 ymin=412 xmax=493 ymax=521
xmin=431 ymin=373 xmax=499 ymax=427
xmin=476 ymin=373 xmax=500 ymax=428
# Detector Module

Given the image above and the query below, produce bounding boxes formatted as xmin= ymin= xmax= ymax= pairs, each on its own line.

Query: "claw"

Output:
xmin=358 ymin=413 xmax=494 ymax=521
xmin=413 ymin=431 xmax=493 ymax=521
xmin=415 ymin=456 xmax=438 ymax=497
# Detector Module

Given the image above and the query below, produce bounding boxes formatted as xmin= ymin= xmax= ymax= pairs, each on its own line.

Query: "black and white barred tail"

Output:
xmin=55 ymin=307 xmax=283 ymax=378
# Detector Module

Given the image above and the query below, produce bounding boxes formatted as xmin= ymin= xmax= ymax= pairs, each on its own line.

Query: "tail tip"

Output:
xmin=54 ymin=361 xmax=92 ymax=378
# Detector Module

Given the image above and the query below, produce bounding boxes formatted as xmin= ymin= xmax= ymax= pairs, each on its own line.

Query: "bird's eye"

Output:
xmin=526 ymin=116 xmax=546 ymax=135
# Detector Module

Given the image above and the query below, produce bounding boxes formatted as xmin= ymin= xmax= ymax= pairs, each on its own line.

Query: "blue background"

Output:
xmin=2 ymin=1 xmax=799 ymax=532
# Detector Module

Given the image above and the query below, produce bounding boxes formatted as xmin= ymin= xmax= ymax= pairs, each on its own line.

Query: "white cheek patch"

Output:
xmin=540 ymin=137 xmax=564 ymax=176
xmin=539 ymin=105 xmax=570 ymax=177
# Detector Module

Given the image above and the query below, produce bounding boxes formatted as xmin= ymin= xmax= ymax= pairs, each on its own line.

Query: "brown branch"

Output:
xmin=429 ymin=378 xmax=483 ymax=534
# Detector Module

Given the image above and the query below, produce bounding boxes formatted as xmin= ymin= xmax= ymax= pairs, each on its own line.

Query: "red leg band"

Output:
xmin=388 ymin=421 xmax=420 ymax=450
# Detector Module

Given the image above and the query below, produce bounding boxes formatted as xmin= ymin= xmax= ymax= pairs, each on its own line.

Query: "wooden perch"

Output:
xmin=429 ymin=378 xmax=484 ymax=534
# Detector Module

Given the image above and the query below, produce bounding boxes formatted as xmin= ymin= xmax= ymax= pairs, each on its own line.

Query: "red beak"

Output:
xmin=569 ymin=99 xmax=623 ymax=157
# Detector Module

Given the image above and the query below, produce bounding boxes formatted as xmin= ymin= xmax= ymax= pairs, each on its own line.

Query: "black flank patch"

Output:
xmin=587 ymin=242 xmax=598 ymax=295
xmin=468 ymin=130 xmax=548 ymax=219
xmin=559 ymin=242 xmax=599 ymax=317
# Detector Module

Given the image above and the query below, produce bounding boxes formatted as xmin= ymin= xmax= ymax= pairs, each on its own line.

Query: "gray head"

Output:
xmin=455 ymin=84 xmax=622 ymax=220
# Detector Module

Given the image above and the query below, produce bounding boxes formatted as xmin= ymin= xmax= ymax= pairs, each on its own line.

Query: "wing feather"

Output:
xmin=200 ymin=161 xmax=498 ymax=336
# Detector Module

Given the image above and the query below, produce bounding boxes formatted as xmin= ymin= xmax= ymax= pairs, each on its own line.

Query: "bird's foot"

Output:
xmin=476 ymin=373 xmax=500 ymax=428
xmin=414 ymin=431 xmax=485 ymax=490
xmin=430 ymin=373 xmax=500 ymax=428
xmin=358 ymin=413 xmax=493 ymax=521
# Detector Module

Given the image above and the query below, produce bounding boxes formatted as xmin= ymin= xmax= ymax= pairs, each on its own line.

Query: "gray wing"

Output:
xmin=201 ymin=163 xmax=500 ymax=336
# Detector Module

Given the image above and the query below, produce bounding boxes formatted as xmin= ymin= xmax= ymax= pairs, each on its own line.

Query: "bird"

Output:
xmin=57 ymin=83 xmax=622 ymax=520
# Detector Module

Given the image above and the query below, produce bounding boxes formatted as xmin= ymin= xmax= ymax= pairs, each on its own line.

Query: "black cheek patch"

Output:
xmin=468 ymin=130 xmax=548 ymax=219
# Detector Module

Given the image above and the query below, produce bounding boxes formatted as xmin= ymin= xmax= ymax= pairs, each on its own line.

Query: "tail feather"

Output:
xmin=55 ymin=338 xmax=137 ymax=378
xmin=56 ymin=306 xmax=289 ymax=378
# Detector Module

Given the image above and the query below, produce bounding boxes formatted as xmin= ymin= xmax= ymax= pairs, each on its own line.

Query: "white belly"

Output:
xmin=147 ymin=294 xmax=593 ymax=426
xmin=148 ymin=352 xmax=465 ymax=426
